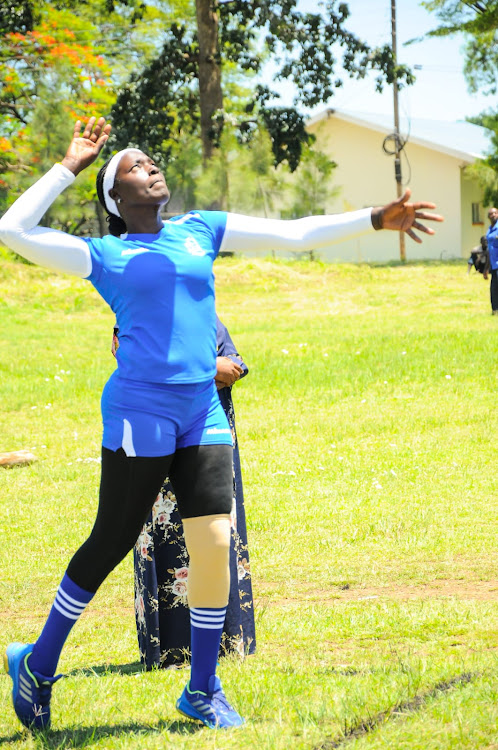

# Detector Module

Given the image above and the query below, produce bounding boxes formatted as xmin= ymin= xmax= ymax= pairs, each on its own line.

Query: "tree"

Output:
xmin=0 ymin=0 xmax=183 ymax=216
xmin=281 ymin=145 xmax=338 ymax=221
xmin=194 ymin=124 xmax=286 ymax=214
xmin=0 ymin=5 xmax=115 ymax=219
xmin=467 ymin=112 xmax=498 ymax=206
xmin=421 ymin=1 xmax=498 ymax=95
xmin=0 ymin=1 xmax=35 ymax=35
xmin=111 ymin=0 xmax=415 ymax=172
xmin=421 ymin=1 xmax=498 ymax=205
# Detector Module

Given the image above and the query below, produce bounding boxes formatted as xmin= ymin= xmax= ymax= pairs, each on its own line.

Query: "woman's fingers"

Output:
xmin=77 ymin=116 xmax=110 ymax=144
xmin=412 ymin=220 xmax=435 ymax=235
xmin=414 ymin=209 xmax=444 ymax=222
xmin=81 ymin=116 xmax=96 ymax=140
xmin=98 ymin=123 xmax=112 ymax=144
xmin=406 ymin=227 xmax=422 ymax=243
xmin=91 ymin=116 xmax=108 ymax=142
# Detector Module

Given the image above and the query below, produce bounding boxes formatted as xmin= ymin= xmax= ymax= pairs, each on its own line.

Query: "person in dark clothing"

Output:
xmin=486 ymin=208 xmax=498 ymax=314
xmin=132 ymin=317 xmax=255 ymax=669
xmin=467 ymin=235 xmax=489 ymax=277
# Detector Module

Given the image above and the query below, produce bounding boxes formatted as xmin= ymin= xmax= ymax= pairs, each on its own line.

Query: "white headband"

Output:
xmin=102 ymin=148 xmax=137 ymax=217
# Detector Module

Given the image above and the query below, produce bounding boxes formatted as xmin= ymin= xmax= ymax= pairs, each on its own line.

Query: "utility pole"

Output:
xmin=391 ymin=0 xmax=406 ymax=262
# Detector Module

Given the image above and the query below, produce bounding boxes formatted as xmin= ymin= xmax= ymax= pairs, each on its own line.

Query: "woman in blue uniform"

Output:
xmin=0 ymin=115 xmax=443 ymax=732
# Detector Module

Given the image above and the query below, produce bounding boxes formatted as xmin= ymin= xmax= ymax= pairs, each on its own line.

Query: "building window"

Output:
xmin=472 ymin=203 xmax=483 ymax=224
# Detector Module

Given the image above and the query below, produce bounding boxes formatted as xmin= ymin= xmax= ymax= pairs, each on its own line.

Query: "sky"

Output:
xmin=260 ymin=0 xmax=494 ymax=124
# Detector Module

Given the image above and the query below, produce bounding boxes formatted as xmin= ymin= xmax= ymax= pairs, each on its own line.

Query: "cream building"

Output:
xmin=301 ymin=109 xmax=492 ymax=263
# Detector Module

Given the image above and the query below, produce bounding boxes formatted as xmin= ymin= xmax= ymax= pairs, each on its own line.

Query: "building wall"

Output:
xmin=305 ymin=114 xmax=471 ymax=263
xmin=460 ymin=168 xmax=488 ymax=255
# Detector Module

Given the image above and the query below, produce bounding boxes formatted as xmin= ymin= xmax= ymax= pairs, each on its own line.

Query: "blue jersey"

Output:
xmin=85 ymin=211 xmax=228 ymax=384
xmin=487 ymin=221 xmax=498 ymax=271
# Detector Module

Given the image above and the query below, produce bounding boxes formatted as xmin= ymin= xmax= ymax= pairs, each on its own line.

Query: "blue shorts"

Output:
xmin=101 ymin=372 xmax=233 ymax=457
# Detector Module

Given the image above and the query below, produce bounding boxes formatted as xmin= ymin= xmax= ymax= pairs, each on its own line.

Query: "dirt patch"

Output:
xmin=257 ymin=579 xmax=498 ymax=606
xmin=0 ymin=606 xmax=135 ymax=623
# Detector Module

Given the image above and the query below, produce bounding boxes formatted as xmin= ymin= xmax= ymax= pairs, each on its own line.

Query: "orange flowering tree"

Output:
xmin=0 ymin=7 xmax=113 ymax=228
xmin=0 ymin=0 xmax=175 ymax=229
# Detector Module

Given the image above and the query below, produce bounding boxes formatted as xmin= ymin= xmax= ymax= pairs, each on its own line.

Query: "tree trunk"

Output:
xmin=195 ymin=0 xmax=223 ymax=164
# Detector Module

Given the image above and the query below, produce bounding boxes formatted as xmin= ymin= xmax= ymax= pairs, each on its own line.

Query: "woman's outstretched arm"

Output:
xmin=219 ymin=188 xmax=443 ymax=255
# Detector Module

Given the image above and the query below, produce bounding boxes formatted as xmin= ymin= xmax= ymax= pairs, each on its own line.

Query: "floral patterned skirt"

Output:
xmin=133 ymin=438 xmax=256 ymax=669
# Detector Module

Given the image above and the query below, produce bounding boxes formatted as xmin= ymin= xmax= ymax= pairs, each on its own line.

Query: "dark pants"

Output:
xmin=491 ymin=269 xmax=498 ymax=312
xmin=67 ymin=444 xmax=233 ymax=593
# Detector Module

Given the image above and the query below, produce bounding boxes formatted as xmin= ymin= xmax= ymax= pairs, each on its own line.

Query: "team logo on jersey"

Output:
xmin=184 ymin=237 xmax=206 ymax=256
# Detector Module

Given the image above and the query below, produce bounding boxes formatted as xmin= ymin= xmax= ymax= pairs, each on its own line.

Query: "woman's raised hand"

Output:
xmin=372 ymin=188 xmax=444 ymax=243
xmin=61 ymin=117 xmax=112 ymax=176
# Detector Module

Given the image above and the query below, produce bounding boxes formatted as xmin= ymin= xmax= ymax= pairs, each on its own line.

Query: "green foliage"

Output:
xmin=420 ymin=2 xmax=498 ymax=207
xmin=0 ymin=7 xmax=112 ymax=134
xmin=260 ymin=107 xmax=314 ymax=172
xmin=466 ymin=112 xmax=498 ymax=206
xmin=0 ymin=5 xmax=116 ymax=224
xmin=194 ymin=125 xmax=286 ymax=213
xmin=109 ymin=23 xmax=199 ymax=161
xmin=281 ymin=144 xmax=338 ymax=220
xmin=0 ymin=0 xmax=187 ymax=224
xmin=219 ymin=1 xmax=415 ymax=107
xmin=0 ymin=0 xmax=417 ymax=229
xmin=110 ymin=0 xmax=416 ymax=175
xmin=0 ymin=0 xmax=35 ymax=34
xmin=164 ymin=131 xmax=202 ymax=214
xmin=421 ymin=0 xmax=498 ymax=95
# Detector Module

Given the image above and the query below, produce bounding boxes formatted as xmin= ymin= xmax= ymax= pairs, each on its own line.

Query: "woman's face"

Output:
xmin=110 ymin=150 xmax=170 ymax=209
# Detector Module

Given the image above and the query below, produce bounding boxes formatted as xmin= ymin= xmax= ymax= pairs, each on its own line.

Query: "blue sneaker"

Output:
xmin=176 ymin=675 xmax=245 ymax=729
xmin=3 ymin=643 xmax=62 ymax=730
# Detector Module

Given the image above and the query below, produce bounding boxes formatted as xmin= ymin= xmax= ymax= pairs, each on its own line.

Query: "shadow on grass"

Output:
xmin=0 ymin=663 xmax=201 ymax=745
xmin=0 ymin=718 xmax=202 ymax=747
xmin=65 ymin=661 xmax=145 ymax=678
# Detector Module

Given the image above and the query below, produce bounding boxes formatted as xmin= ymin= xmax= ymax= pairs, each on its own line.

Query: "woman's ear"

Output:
xmin=109 ymin=188 xmax=121 ymax=204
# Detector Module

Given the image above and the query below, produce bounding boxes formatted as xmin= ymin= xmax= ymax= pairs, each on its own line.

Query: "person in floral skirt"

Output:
xmin=132 ymin=316 xmax=256 ymax=668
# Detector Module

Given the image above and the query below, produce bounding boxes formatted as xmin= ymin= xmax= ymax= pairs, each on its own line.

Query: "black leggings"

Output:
xmin=66 ymin=444 xmax=233 ymax=593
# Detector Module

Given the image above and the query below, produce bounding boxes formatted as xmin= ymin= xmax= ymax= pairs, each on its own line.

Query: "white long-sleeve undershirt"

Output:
xmin=0 ymin=163 xmax=375 ymax=277
xmin=220 ymin=208 xmax=374 ymax=255
xmin=0 ymin=164 xmax=92 ymax=277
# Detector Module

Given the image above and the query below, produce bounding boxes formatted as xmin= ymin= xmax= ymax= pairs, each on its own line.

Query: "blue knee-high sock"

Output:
xmin=189 ymin=607 xmax=227 ymax=693
xmin=28 ymin=572 xmax=94 ymax=677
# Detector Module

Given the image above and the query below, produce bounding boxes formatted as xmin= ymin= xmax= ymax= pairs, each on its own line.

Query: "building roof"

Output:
xmin=307 ymin=108 xmax=492 ymax=163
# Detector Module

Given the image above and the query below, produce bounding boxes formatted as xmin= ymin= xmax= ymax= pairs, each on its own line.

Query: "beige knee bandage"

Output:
xmin=182 ymin=513 xmax=231 ymax=609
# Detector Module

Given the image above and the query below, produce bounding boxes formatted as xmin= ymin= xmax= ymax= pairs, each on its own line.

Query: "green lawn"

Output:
xmin=0 ymin=253 xmax=497 ymax=748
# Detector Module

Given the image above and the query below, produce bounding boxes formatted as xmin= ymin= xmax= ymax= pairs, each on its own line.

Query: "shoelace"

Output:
xmin=211 ymin=690 xmax=232 ymax=711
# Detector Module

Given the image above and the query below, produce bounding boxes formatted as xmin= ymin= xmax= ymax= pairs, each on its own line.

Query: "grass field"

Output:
xmin=0 ymin=251 xmax=497 ymax=749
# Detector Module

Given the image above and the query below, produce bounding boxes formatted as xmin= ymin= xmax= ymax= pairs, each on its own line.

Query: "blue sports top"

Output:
xmin=487 ymin=220 xmax=498 ymax=271
xmin=85 ymin=212 xmax=227 ymax=384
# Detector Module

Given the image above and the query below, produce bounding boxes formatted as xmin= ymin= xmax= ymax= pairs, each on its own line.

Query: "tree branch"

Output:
xmin=0 ymin=101 xmax=29 ymax=123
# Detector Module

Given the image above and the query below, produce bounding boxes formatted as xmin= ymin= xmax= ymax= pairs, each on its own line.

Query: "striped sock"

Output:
xmin=28 ymin=572 xmax=94 ymax=676
xmin=189 ymin=606 xmax=227 ymax=693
